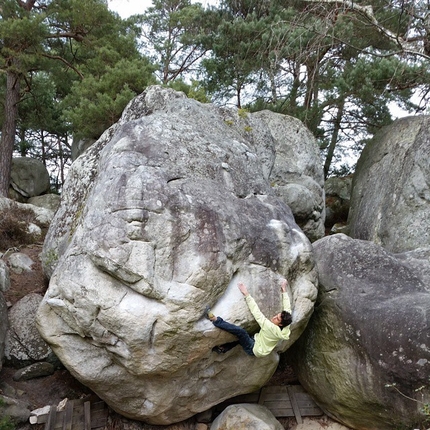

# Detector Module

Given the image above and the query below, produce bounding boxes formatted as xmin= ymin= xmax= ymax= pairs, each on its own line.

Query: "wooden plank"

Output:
xmin=84 ymin=401 xmax=91 ymax=430
xmin=289 ymin=386 xmax=323 ymax=416
xmin=91 ymin=406 xmax=109 ymax=428
xmin=62 ymin=402 xmax=73 ymax=430
xmin=287 ymin=386 xmax=303 ymax=424
xmin=31 ymin=399 xmax=108 ymax=430
xmin=264 ymin=400 xmax=292 ymax=409
xmin=44 ymin=406 xmax=57 ymax=430
xmin=266 ymin=408 xmax=295 ymax=417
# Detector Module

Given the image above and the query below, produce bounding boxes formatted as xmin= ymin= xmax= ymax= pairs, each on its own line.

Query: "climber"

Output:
xmin=206 ymin=279 xmax=292 ymax=357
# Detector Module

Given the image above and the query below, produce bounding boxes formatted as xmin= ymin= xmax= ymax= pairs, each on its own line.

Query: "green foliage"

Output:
xmin=0 ymin=0 xmax=160 ymax=194
xmin=0 ymin=416 xmax=15 ymax=430
xmin=62 ymin=57 xmax=157 ymax=139
xmin=167 ymin=80 xmax=210 ymax=103
xmin=201 ymin=0 xmax=430 ymax=175
xmin=141 ymin=0 xmax=219 ymax=84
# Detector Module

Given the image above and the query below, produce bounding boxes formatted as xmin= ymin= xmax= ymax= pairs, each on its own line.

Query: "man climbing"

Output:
xmin=206 ymin=279 xmax=292 ymax=357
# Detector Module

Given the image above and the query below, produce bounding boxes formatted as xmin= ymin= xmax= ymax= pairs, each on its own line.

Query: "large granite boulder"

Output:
xmin=289 ymin=234 xmax=430 ymax=430
xmin=348 ymin=115 xmax=430 ymax=252
xmin=38 ymin=86 xmax=320 ymax=424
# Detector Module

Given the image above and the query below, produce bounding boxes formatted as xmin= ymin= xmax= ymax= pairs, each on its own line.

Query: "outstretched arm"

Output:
xmin=238 ymin=282 xmax=267 ymax=327
xmin=281 ymin=279 xmax=291 ymax=313
xmin=238 ymin=282 xmax=249 ymax=296
xmin=281 ymin=279 xmax=287 ymax=293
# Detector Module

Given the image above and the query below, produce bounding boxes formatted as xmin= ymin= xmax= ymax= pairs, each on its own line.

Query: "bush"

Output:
xmin=0 ymin=398 xmax=15 ymax=430
xmin=0 ymin=203 xmax=39 ymax=251
xmin=0 ymin=416 xmax=15 ymax=430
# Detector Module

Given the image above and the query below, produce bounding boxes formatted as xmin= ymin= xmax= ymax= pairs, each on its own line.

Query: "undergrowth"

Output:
xmin=0 ymin=416 xmax=14 ymax=430
xmin=0 ymin=398 xmax=15 ymax=430
xmin=0 ymin=203 xmax=39 ymax=251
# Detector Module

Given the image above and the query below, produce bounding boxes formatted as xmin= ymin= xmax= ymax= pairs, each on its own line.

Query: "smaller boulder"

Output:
xmin=5 ymin=293 xmax=54 ymax=366
xmin=7 ymin=252 xmax=34 ymax=274
xmin=13 ymin=362 xmax=55 ymax=381
xmin=0 ymin=394 xmax=31 ymax=424
xmin=10 ymin=157 xmax=50 ymax=200
xmin=210 ymin=404 xmax=284 ymax=430
xmin=28 ymin=194 xmax=61 ymax=213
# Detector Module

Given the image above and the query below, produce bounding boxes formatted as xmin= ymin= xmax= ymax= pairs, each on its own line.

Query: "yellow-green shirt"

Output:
xmin=245 ymin=293 xmax=291 ymax=358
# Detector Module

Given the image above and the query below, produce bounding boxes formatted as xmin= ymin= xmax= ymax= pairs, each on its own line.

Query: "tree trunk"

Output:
xmin=0 ymin=69 xmax=20 ymax=197
xmin=324 ymin=99 xmax=345 ymax=179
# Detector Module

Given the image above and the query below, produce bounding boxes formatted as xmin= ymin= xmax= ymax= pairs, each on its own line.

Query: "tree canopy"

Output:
xmin=0 ymin=0 xmax=156 ymax=195
xmin=200 ymin=0 xmax=430 ymax=176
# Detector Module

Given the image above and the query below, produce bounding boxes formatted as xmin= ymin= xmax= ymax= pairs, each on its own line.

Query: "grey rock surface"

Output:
xmin=13 ymin=362 xmax=55 ymax=381
xmin=0 ymin=292 xmax=7 ymax=372
xmin=0 ymin=259 xmax=10 ymax=293
xmin=210 ymin=403 xmax=284 ymax=430
xmin=0 ymin=197 xmax=55 ymax=227
xmin=38 ymin=86 xmax=320 ymax=424
xmin=7 ymin=252 xmax=34 ymax=274
xmin=289 ymin=234 xmax=430 ymax=430
xmin=5 ymin=293 xmax=54 ymax=366
xmin=10 ymin=157 xmax=50 ymax=200
xmin=348 ymin=115 xmax=430 ymax=252
xmin=0 ymin=394 xmax=31 ymax=424
xmin=28 ymin=194 xmax=61 ymax=213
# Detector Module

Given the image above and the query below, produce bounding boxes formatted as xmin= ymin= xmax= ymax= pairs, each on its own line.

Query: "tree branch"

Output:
xmin=41 ymin=53 xmax=84 ymax=78
xmin=304 ymin=0 xmax=429 ymax=59
xmin=16 ymin=0 xmax=37 ymax=11
xmin=46 ymin=32 xmax=86 ymax=42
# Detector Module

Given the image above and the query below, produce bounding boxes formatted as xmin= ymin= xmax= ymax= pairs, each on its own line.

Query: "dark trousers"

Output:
xmin=213 ymin=317 xmax=255 ymax=356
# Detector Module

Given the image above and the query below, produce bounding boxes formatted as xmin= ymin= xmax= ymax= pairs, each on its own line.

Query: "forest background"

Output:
xmin=0 ymin=0 xmax=429 ymax=197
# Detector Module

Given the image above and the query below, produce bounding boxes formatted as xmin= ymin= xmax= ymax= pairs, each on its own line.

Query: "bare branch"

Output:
xmin=304 ymin=0 xmax=429 ymax=59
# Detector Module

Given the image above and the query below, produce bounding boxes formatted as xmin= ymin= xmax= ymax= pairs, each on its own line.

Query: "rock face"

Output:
xmin=0 ymin=260 xmax=9 ymax=372
xmin=289 ymin=234 xmax=430 ymax=430
xmin=348 ymin=115 xmax=430 ymax=252
xmin=38 ymin=86 xmax=320 ymax=424
xmin=0 ymin=292 xmax=7 ymax=372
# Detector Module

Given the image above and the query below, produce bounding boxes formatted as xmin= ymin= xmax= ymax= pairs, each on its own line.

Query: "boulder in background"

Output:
xmin=289 ymin=234 xmax=430 ymax=430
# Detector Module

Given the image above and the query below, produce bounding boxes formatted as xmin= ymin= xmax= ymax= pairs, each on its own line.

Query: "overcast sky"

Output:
xmin=108 ymin=0 xmax=218 ymax=18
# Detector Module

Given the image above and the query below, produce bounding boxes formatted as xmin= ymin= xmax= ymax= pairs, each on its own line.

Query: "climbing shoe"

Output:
xmin=205 ymin=306 xmax=215 ymax=320
xmin=212 ymin=345 xmax=228 ymax=354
